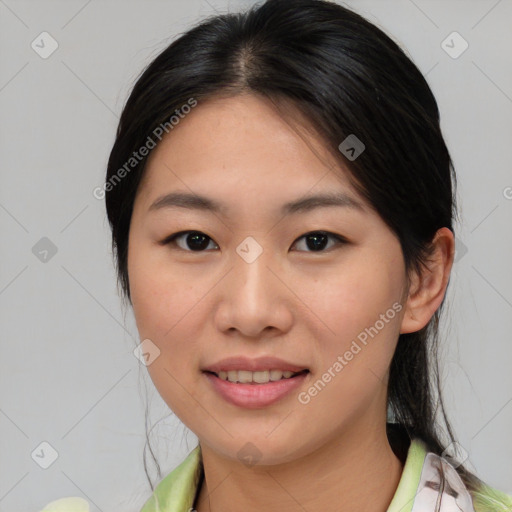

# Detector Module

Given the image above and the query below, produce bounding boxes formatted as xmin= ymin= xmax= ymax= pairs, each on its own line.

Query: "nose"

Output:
xmin=213 ymin=239 xmax=294 ymax=339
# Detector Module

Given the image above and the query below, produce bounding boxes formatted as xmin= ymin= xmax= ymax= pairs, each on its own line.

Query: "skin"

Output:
xmin=127 ymin=93 xmax=455 ymax=512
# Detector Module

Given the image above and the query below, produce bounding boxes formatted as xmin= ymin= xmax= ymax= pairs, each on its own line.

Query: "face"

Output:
xmin=127 ymin=93 xmax=410 ymax=465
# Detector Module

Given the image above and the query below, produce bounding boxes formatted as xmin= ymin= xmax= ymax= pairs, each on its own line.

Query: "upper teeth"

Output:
xmin=217 ymin=370 xmax=300 ymax=384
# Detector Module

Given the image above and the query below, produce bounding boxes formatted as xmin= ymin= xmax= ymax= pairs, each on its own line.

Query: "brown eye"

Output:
xmin=162 ymin=231 xmax=219 ymax=251
xmin=292 ymin=231 xmax=347 ymax=252
xmin=161 ymin=230 xmax=347 ymax=253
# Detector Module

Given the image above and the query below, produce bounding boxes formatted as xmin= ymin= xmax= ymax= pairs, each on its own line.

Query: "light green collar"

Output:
xmin=137 ymin=437 xmax=512 ymax=511
xmin=140 ymin=444 xmax=202 ymax=512
xmin=141 ymin=438 xmax=429 ymax=512
xmin=387 ymin=437 xmax=428 ymax=512
xmin=39 ymin=435 xmax=512 ymax=512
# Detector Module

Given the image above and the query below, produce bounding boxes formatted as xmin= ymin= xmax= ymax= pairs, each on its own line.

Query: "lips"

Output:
xmin=204 ymin=369 xmax=309 ymax=408
xmin=202 ymin=355 xmax=309 ymax=374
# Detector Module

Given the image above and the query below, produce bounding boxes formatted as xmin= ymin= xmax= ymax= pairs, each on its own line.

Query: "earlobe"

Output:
xmin=399 ymin=227 xmax=455 ymax=335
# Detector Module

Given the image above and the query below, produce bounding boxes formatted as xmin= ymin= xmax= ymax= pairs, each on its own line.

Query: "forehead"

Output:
xmin=136 ymin=93 xmax=366 ymax=214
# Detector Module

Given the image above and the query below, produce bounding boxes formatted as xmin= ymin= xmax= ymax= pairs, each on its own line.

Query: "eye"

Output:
xmin=161 ymin=230 xmax=347 ymax=253
xmin=291 ymin=231 xmax=347 ymax=252
xmin=161 ymin=230 xmax=219 ymax=251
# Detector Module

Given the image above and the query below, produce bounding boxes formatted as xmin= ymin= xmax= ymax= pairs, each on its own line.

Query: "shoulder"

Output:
xmin=140 ymin=444 xmax=203 ymax=512
xmin=397 ymin=436 xmax=512 ymax=512
xmin=39 ymin=448 xmax=202 ymax=512
xmin=471 ymin=481 xmax=512 ymax=512
xmin=38 ymin=497 xmax=90 ymax=511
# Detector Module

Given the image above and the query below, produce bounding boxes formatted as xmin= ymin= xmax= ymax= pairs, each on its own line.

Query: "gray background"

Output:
xmin=1 ymin=0 xmax=511 ymax=510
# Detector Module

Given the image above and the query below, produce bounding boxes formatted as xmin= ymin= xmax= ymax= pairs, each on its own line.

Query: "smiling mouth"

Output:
xmin=204 ymin=369 xmax=309 ymax=385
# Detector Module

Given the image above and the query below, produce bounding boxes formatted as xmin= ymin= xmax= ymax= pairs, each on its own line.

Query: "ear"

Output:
xmin=400 ymin=227 xmax=455 ymax=334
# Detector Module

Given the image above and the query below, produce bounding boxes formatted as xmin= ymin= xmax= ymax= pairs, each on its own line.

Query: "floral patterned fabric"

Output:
xmin=411 ymin=453 xmax=476 ymax=512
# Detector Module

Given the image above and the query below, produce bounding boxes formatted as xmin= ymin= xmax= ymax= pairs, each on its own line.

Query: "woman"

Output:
xmin=41 ymin=0 xmax=512 ymax=511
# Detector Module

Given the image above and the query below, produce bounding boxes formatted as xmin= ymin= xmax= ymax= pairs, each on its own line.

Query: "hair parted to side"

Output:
xmin=105 ymin=0 xmax=483 ymax=493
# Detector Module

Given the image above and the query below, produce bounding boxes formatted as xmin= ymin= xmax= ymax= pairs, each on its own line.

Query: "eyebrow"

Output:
xmin=148 ymin=191 xmax=366 ymax=216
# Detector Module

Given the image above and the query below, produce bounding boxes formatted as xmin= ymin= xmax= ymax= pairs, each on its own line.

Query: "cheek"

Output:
xmin=130 ymin=275 xmax=206 ymax=375
xmin=127 ymin=243 xmax=208 ymax=391
xmin=128 ymin=240 xmax=203 ymax=338
xmin=297 ymin=253 xmax=404 ymax=377
xmin=304 ymin=255 xmax=403 ymax=331
xmin=291 ymin=262 xmax=403 ymax=432
xmin=128 ymin=256 xmax=209 ymax=419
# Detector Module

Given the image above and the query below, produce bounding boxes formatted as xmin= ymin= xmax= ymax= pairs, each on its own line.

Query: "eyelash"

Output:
xmin=160 ymin=230 xmax=348 ymax=253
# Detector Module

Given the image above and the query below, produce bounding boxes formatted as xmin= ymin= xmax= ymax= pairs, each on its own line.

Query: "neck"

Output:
xmin=194 ymin=421 xmax=405 ymax=512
